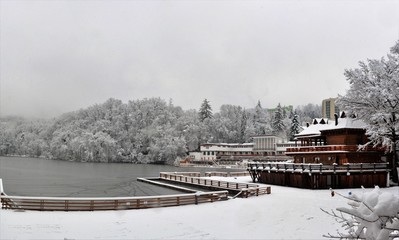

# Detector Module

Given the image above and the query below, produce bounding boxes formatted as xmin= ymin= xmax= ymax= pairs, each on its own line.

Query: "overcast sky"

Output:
xmin=1 ymin=0 xmax=399 ymax=118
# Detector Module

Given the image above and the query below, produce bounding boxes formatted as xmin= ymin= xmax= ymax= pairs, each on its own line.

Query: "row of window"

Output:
xmin=202 ymin=151 xmax=252 ymax=156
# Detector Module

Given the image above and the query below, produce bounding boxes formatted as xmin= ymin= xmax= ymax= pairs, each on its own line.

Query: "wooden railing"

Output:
xmin=0 ymin=191 xmax=229 ymax=211
xmin=204 ymin=171 xmax=250 ymax=177
xmin=159 ymin=172 xmax=271 ymax=197
xmin=286 ymin=145 xmax=384 ymax=153
xmin=247 ymin=162 xmax=389 ymax=174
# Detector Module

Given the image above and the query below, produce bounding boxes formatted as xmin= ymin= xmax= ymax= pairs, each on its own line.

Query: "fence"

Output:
xmin=247 ymin=162 xmax=389 ymax=174
xmin=0 ymin=176 xmax=230 ymax=211
xmin=159 ymin=172 xmax=271 ymax=197
xmin=204 ymin=171 xmax=250 ymax=177
xmin=0 ymin=190 xmax=228 ymax=211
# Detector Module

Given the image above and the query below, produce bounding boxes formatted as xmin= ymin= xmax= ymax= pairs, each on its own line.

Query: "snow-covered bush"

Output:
xmin=323 ymin=186 xmax=399 ymax=240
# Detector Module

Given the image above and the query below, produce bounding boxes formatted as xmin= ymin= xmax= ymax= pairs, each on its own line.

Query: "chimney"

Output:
xmin=334 ymin=113 xmax=339 ymax=126
xmin=306 ymin=122 xmax=310 ymax=128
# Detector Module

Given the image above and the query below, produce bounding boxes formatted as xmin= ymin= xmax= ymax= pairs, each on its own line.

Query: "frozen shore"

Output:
xmin=1 ymin=176 xmax=398 ymax=240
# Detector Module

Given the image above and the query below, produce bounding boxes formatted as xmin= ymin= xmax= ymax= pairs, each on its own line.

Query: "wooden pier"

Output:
xmin=156 ymin=172 xmax=271 ymax=198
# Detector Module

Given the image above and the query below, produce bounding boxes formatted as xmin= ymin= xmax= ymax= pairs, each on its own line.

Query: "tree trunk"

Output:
xmin=391 ymin=138 xmax=398 ymax=183
xmin=391 ymin=112 xmax=398 ymax=183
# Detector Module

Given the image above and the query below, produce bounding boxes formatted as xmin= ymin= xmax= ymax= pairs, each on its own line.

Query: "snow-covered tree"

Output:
xmin=337 ymin=40 xmax=399 ymax=183
xmin=253 ymin=100 xmax=270 ymax=135
xmin=322 ymin=187 xmax=399 ymax=240
xmin=295 ymin=104 xmax=322 ymax=125
xmin=199 ymin=99 xmax=213 ymax=122
xmin=272 ymin=103 xmax=286 ymax=136
xmin=240 ymin=109 xmax=248 ymax=143
xmin=289 ymin=113 xmax=301 ymax=141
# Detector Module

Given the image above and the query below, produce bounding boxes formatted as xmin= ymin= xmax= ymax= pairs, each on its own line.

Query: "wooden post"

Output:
xmin=0 ymin=179 xmax=4 ymax=195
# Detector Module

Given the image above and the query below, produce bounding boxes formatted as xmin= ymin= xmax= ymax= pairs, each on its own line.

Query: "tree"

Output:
xmin=289 ymin=113 xmax=301 ymax=141
xmin=337 ymin=40 xmax=399 ymax=183
xmin=253 ymin=100 xmax=270 ymax=135
xmin=199 ymin=99 xmax=213 ymax=122
xmin=322 ymin=187 xmax=399 ymax=240
xmin=272 ymin=103 xmax=286 ymax=136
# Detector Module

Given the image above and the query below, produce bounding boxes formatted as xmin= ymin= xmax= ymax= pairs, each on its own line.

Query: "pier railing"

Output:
xmin=247 ymin=162 xmax=389 ymax=174
xmin=204 ymin=171 xmax=250 ymax=177
xmin=159 ymin=172 xmax=271 ymax=197
xmin=0 ymin=191 xmax=229 ymax=211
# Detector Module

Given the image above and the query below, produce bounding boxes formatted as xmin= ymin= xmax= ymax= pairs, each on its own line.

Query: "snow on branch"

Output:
xmin=322 ymin=187 xmax=399 ymax=240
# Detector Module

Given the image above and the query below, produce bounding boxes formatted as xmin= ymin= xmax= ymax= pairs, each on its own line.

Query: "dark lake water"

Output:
xmin=0 ymin=156 xmax=239 ymax=197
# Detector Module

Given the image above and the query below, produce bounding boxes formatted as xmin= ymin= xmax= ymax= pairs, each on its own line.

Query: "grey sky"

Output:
xmin=1 ymin=0 xmax=399 ymax=118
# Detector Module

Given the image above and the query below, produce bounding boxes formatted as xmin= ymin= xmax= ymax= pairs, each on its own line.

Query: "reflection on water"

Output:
xmin=0 ymin=156 xmax=237 ymax=197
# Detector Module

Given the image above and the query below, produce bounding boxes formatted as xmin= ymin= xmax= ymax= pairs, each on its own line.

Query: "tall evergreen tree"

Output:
xmin=272 ymin=103 xmax=285 ymax=135
xmin=199 ymin=99 xmax=213 ymax=122
xmin=289 ymin=113 xmax=301 ymax=141
xmin=253 ymin=100 xmax=268 ymax=135
xmin=240 ymin=110 xmax=248 ymax=143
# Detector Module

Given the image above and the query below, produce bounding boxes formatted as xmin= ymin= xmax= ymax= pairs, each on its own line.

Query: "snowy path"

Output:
xmin=1 ymin=177 xmax=398 ymax=239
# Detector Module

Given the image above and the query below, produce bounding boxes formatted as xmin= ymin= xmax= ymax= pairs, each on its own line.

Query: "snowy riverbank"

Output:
xmin=1 ymin=176 xmax=398 ymax=240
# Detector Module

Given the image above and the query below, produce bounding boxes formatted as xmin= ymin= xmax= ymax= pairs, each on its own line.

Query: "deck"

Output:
xmin=156 ymin=172 xmax=271 ymax=198
xmin=247 ymin=162 xmax=390 ymax=189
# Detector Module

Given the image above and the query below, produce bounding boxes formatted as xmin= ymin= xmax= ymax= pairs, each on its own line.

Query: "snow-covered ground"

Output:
xmin=1 ymin=176 xmax=398 ymax=240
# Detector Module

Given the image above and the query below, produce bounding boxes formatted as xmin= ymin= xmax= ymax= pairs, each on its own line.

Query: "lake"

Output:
xmin=0 ymin=156 xmax=238 ymax=197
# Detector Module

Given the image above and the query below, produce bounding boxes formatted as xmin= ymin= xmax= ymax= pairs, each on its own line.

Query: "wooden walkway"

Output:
xmin=0 ymin=178 xmax=228 ymax=211
xmin=157 ymin=172 xmax=271 ymax=198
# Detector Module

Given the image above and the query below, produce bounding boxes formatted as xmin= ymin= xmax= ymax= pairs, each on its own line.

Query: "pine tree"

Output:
xmin=240 ymin=110 xmax=248 ymax=143
xmin=272 ymin=103 xmax=285 ymax=135
xmin=199 ymin=99 xmax=213 ymax=122
xmin=289 ymin=113 xmax=300 ymax=141
xmin=253 ymin=100 xmax=268 ymax=135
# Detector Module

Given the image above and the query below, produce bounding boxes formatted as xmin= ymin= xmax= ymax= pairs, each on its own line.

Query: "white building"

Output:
xmin=188 ymin=152 xmax=202 ymax=161
xmin=200 ymin=143 xmax=254 ymax=161
xmin=252 ymin=135 xmax=284 ymax=156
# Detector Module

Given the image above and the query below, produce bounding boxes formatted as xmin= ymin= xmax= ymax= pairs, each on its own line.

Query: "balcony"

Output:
xmin=286 ymin=145 xmax=383 ymax=153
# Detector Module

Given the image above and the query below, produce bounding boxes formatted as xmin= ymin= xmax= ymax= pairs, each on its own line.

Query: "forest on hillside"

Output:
xmin=0 ymin=98 xmax=321 ymax=164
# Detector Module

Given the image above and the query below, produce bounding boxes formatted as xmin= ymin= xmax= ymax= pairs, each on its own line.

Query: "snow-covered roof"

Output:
xmin=296 ymin=117 xmax=366 ymax=138
xmin=201 ymin=142 xmax=254 ymax=147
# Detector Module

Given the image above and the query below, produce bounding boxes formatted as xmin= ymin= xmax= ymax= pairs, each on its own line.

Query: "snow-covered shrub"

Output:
xmin=323 ymin=186 xmax=399 ymax=240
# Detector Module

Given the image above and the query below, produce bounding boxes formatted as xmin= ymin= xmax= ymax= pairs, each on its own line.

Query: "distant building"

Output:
xmin=200 ymin=143 xmax=254 ymax=161
xmin=322 ymin=98 xmax=339 ymax=120
xmin=188 ymin=152 xmax=201 ymax=161
xmin=252 ymin=135 xmax=284 ymax=156
xmin=196 ymin=135 xmax=292 ymax=162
